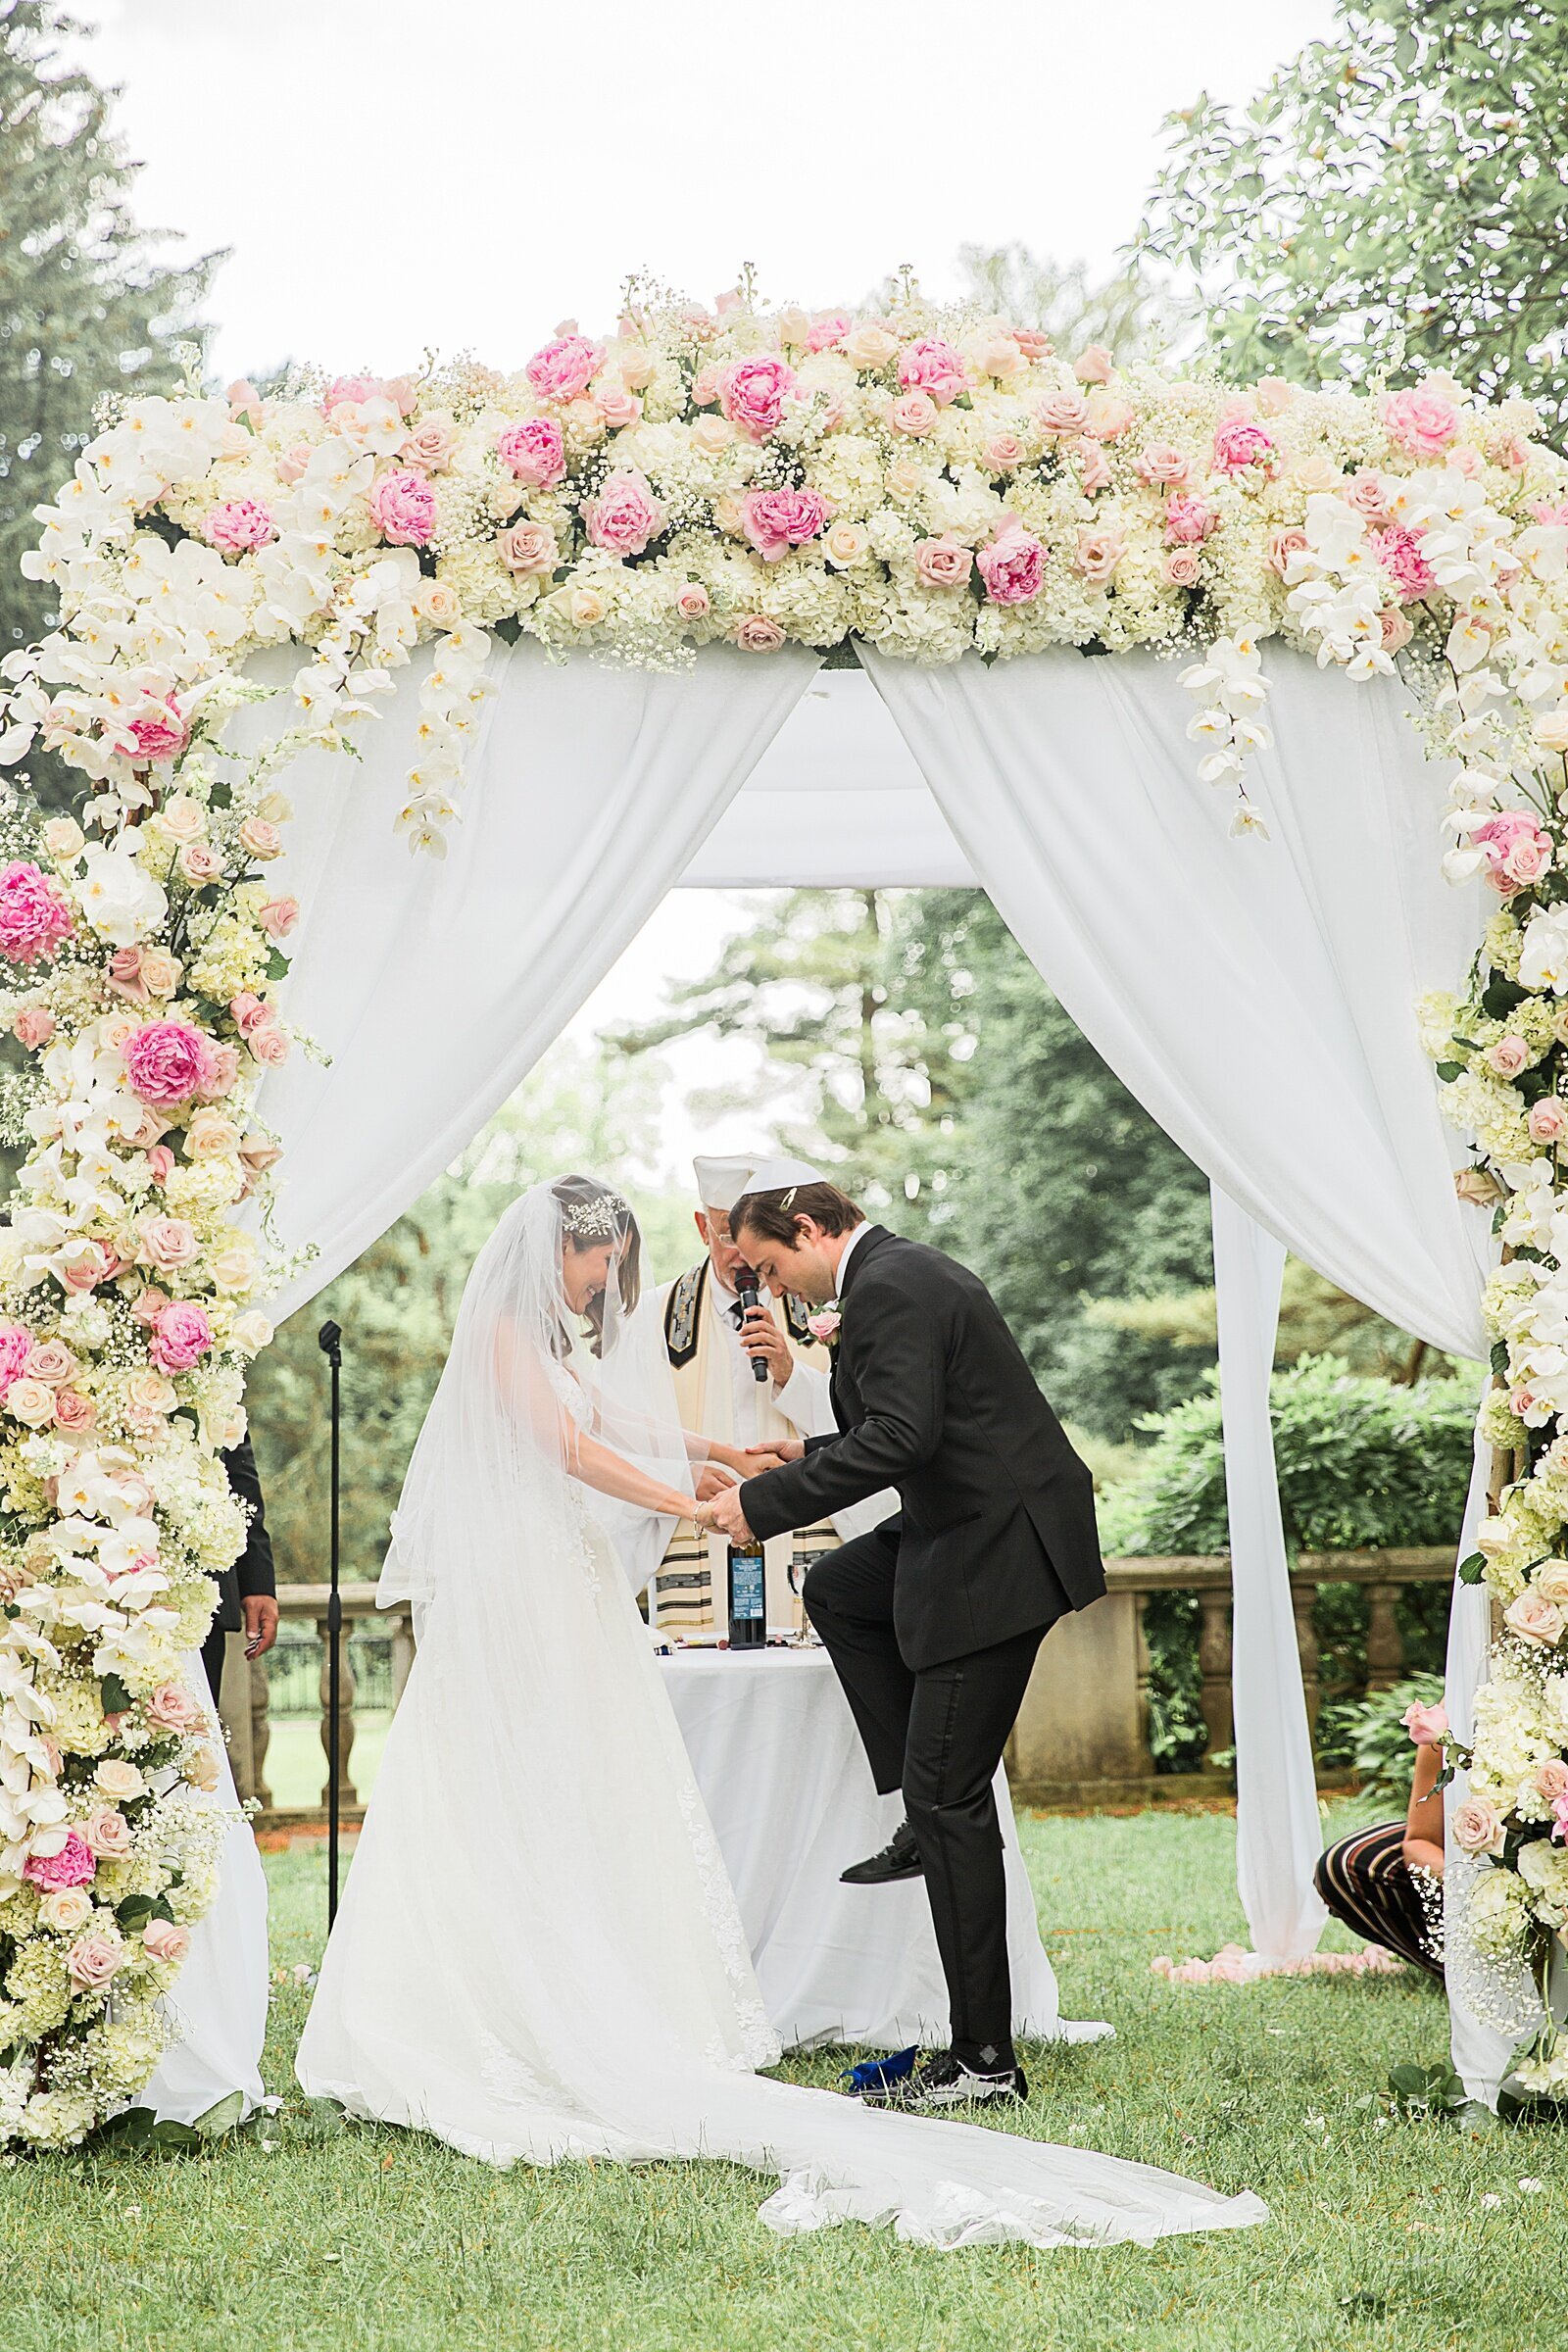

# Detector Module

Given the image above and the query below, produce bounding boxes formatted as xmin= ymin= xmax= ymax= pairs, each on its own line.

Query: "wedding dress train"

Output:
xmin=296 ymin=1182 xmax=1265 ymax=2248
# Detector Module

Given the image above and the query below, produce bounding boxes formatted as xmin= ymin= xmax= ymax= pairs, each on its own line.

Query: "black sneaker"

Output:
xmin=840 ymin=1819 xmax=923 ymax=1885
xmin=858 ymin=2049 xmax=1028 ymax=2111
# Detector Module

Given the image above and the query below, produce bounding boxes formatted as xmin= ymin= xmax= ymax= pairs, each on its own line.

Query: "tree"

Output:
xmin=0 ymin=1 xmax=220 ymax=646
xmin=956 ymin=244 xmax=1190 ymax=364
xmin=1138 ymin=1 xmax=1568 ymax=439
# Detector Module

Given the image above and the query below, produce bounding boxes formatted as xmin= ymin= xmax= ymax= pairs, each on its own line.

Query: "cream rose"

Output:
xmin=823 ymin=521 xmax=869 ymax=568
xmin=5 ymin=1377 xmax=55 ymax=1429
xmin=66 ymin=1929 xmax=125 ymax=1989
xmin=83 ymin=1805 xmax=131 ymax=1860
xmin=184 ymin=1743 xmax=220 ymax=1792
xmin=185 ymin=1109 xmax=241 ymax=1160
xmin=843 ymin=322 xmax=900 ymax=370
xmin=138 ymin=948 xmax=181 ymax=999
xmin=125 ymin=1370 xmax=177 ymax=1422
xmin=1534 ymin=711 xmax=1568 ymax=757
xmin=40 ymin=1886 xmax=94 ymax=1935
xmin=94 ymin=1759 xmax=145 ymax=1802
xmin=43 ymin=815 xmax=84 ymax=860
xmin=1505 ymin=1589 xmax=1566 ymax=1647
xmin=1534 ymin=1560 xmax=1568 ymax=1607
xmin=1451 ymin=1795 xmax=1506 ymax=1855
xmin=689 ymin=415 xmax=734 ymax=457
xmin=232 ymin=1309 xmax=273 ymax=1352
xmin=567 ymin=587 xmax=607 ymax=628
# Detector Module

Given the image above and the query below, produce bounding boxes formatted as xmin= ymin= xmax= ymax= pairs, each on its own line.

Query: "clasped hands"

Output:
xmin=694 ymin=1439 xmax=806 ymax=1544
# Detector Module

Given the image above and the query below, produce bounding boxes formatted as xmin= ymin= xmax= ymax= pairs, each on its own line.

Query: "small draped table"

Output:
xmin=658 ymin=1643 xmax=1107 ymax=2053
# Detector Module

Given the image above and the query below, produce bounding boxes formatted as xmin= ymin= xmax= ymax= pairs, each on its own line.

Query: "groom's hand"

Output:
xmin=698 ymin=1484 xmax=755 ymax=1544
xmin=745 ymin=1438 xmax=805 ymax=1466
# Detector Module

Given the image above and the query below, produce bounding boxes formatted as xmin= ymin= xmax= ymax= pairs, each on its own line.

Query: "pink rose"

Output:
xmin=1471 ymin=811 xmax=1553 ymax=895
xmin=1266 ymin=526 xmax=1309 ymax=578
xmin=524 ymin=335 xmax=604 ymax=403
xmin=1505 ymin=1588 xmax=1566 ymax=1646
xmin=276 ymin=443 xmax=312 ymax=486
xmin=1072 ymin=435 xmax=1112 ymax=494
xmin=1036 ymin=389 xmax=1091 ymax=439
xmin=14 ymin=1004 xmax=55 ymax=1050
xmin=1537 ymin=1759 xmax=1568 ymax=1803
xmin=1488 ymin=1036 xmax=1530 ymax=1077
xmin=493 ymin=519 xmax=557 ymax=576
xmin=581 ymin=470 xmax=665 ymax=558
xmin=149 ymin=1301 xmax=214 ymax=1376
xmin=107 ymin=946 xmax=153 ymax=1004
xmin=1369 ymin=524 xmax=1436 ymax=603
xmin=259 ymin=896 xmax=299 ymax=941
xmin=141 ymin=1917 xmax=191 ymax=1967
xmin=675 ymin=583 xmax=710 ymax=622
xmin=1164 ymin=493 xmax=1217 ymax=545
xmin=138 ymin=1215 xmax=200 ymax=1272
xmin=740 ymin=487 xmax=830 ymax=564
xmin=249 ymin=1022 xmax=290 ymax=1068
xmin=1529 ymin=499 xmax=1568 ymax=528
xmin=84 ymin=1806 xmax=131 ymax=1860
xmin=227 ymin=991 xmax=270 ymax=1039
xmin=1211 ymin=418 xmax=1277 ymax=476
xmin=895 ymin=338 xmax=967 ymax=407
xmin=53 ymin=1387 xmax=95 ymax=1436
xmin=1073 ymin=344 xmax=1114 ymax=384
xmin=24 ymin=1340 xmax=74 ymax=1387
xmin=1163 ymin=548 xmax=1201 ymax=588
xmin=889 ymin=391 xmax=938 ymax=438
xmin=1347 ymin=470 xmax=1392 ymax=522
xmin=0 ymin=861 xmax=72 ymax=965
xmin=596 ymin=383 xmax=642 ymax=430
xmin=975 ymin=524 xmax=1046 ymax=606
xmin=23 ymin=1830 xmax=95 ymax=1890
xmin=1529 ymin=1100 xmax=1566 ymax=1146
xmin=1383 ymin=386 xmax=1462 ymax=460
xmin=123 ymin=1021 xmax=216 ymax=1107
xmin=718 ymin=356 xmax=798 ymax=441
xmin=369 ymin=468 xmax=436 ymax=548
xmin=146 ymin=1143 xmax=174 ymax=1185
xmin=197 ymin=1042 xmax=241 ymax=1100
xmin=1451 ymin=1795 xmax=1506 ymax=1854
xmin=732 ymin=614 xmax=786 ymax=654
xmin=497 ymin=416 xmax=567 ymax=488
xmin=399 ymin=419 xmax=456 ymax=473
xmin=148 ymin=1683 xmax=205 ymax=1734
xmin=128 ymin=702 xmax=188 ymax=763
xmin=1074 ymin=526 xmax=1125 ymax=585
xmin=237 ymin=815 xmax=281 ymax=862
xmin=1401 ymin=1698 xmax=1449 ymax=1743
xmin=913 ymin=536 xmax=973 ymax=591
xmin=807 ymin=313 xmax=851 ymax=352
xmin=179 ymin=843 xmax=221 ymax=885
xmin=807 ymin=1308 xmax=841 ymax=1344
xmin=130 ymin=1286 xmax=170 ymax=1329
xmin=66 ymin=1930 xmax=124 ymax=1990
xmin=321 ymin=373 xmax=384 ymax=415
xmin=203 ymin=499 xmax=274 ymax=555
xmin=1381 ymin=609 xmax=1414 ymax=653
xmin=1135 ymin=441 xmax=1190 ymax=487
xmin=691 ymin=364 xmax=724 ymax=409
xmin=984 ymin=432 xmax=1025 ymax=471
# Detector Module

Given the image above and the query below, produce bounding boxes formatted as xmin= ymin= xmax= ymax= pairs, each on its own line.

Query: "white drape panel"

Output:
xmin=228 ymin=641 xmax=820 ymax=1321
xmin=864 ymin=641 xmax=1492 ymax=1964
xmin=1211 ymin=1185 xmax=1326 ymax=1960
xmin=1444 ymin=1432 xmax=1515 ymax=2099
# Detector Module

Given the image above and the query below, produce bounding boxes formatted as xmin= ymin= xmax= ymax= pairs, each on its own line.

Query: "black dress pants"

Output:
xmin=201 ymin=1623 xmax=228 ymax=1709
xmin=803 ymin=1524 xmax=1056 ymax=2070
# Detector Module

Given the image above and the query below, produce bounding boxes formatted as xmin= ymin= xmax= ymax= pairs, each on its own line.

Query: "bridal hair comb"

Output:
xmin=561 ymin=1193 xmax=629 ymax=1241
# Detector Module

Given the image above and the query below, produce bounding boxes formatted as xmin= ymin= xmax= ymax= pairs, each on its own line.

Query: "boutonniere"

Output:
xmin=808 ymin=1303 xmax=842 ymax=1348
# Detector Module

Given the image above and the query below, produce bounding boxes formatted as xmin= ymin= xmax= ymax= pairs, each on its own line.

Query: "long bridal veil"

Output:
xmin=298 ymin=1177 xmax=1265 ymax=2248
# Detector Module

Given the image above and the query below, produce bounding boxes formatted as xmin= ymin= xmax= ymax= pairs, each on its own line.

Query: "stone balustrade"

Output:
xmin=217 ymin=1549 xmax=1455 ymax=1825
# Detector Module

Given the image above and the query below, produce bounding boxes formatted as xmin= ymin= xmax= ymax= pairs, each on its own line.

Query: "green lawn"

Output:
xmin=4 ymin=1802 xmax=1567 ymax=2352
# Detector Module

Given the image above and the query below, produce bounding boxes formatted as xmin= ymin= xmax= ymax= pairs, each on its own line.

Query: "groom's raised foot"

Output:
xmin=840 ymin=1819 xmax=923 ymax=1884
xmin=857 ymin=2048 xmax=1028 ymax=2111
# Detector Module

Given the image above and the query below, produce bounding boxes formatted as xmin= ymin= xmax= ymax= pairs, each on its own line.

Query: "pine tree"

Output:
xmin=0 ymin=1 xmax=220 ymax=647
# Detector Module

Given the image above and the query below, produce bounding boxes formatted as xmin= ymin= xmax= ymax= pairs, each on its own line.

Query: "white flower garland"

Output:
xmin=0 ymin=285 xmax=1565 ymax=2143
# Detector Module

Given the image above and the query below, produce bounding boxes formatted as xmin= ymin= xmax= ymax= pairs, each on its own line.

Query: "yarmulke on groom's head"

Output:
xmin=737 ymin=1154 xmax=829 ymax=1198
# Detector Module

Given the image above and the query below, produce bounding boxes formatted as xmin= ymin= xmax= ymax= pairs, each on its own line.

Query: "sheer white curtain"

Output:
xmin=225 ymin=640 xmax=820 ymax=1320
xmin=863 ymin=642 xmax=1492 ymax=1966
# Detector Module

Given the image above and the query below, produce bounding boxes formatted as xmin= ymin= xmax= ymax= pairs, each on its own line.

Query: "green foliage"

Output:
xmin=1341 ymin=1675 xmax=1446 ymax=1806
xmin=1140 ymin=0 xmax=1568 ymax=439
xmin=0 ymin=1 xmax=221 ymax=647
xmin=954 ymin=244 xmax=1193 ymax=362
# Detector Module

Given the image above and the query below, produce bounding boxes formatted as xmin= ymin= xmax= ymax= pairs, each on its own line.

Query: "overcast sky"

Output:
xmin=66 ymin=0 xmax=1340 ymax=1187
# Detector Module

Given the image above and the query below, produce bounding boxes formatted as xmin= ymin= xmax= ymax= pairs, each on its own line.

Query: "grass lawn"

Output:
xmin=4 ymin=1800 xmax=1567 ymax=2352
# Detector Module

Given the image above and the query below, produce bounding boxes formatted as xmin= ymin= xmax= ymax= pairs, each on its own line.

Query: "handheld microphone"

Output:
xmin=736 ymin=1270 xmax=769 ymax=1382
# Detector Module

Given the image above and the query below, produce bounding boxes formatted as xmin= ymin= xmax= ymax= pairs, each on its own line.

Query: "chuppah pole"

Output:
xmin=318 ymin=1320 xmax=344 ymax=1928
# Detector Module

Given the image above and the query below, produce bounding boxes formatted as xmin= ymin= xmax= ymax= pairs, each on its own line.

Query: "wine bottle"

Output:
xmin=726 ymin=1536 xmax=766 ymax=1648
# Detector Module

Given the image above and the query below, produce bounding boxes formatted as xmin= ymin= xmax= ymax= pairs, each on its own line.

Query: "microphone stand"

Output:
xmin=318 ymin=1320 xmax=343 ymax=1930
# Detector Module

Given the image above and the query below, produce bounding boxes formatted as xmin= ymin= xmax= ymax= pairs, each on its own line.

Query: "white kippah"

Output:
xmin=739 ymin=1154 xmax=829 ymax=1197
xmin=692 ymin=1153 xmax=763 ymax=1212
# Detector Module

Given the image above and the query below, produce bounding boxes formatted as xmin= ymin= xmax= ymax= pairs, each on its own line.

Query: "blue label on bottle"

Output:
xmin=730 ymin=1547 xmax=764 ymax=1622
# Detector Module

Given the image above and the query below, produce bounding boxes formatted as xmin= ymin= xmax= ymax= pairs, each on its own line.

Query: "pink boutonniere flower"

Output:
xmin=808 ymin=1305 xmax=842 ymax=1347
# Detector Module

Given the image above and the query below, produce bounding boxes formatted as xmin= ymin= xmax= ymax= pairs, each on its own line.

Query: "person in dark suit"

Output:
xmin=698 ymin=1167 xmax=1103 ymax=2113
xmin=201 ymin=1438 xmax=279 ymax=1708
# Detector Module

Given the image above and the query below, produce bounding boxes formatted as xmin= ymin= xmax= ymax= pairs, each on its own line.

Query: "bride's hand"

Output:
xmin=744 ymin=1438 xmax=805 ymax=1466
xmin=693 ymin=1462 xmax=738 ymax=1502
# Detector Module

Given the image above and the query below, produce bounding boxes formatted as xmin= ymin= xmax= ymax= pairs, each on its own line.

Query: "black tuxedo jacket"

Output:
xmin=208 ymin=1439 xmax=276 ymax=1635
xmin=741 ymin=1227 xmax=1104 ymax=1670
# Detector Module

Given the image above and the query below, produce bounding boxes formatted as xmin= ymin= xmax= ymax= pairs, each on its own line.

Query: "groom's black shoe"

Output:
xmin=840 ymin=1818 xmax=923 ymax=1885
xmin=858 ymin=2048 xmax=1028 ymax=2111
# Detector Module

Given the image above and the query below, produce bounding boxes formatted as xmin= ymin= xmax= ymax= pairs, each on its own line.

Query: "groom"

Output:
xmin=697 ymin=1160 xmax=1104 ymax=2112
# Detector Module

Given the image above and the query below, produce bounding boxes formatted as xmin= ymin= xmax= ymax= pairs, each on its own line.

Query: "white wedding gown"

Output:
xmin=296 ymin=1182 xmax=1265 ymax=2247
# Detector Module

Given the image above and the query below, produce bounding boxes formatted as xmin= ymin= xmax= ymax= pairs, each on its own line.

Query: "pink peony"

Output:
xmin=740 ymin=487 xmax=830 ymax=564
xmin=128 ymin=703 xmax=187 ymax=763
xmin=732 ymin=614 xmax=786 ymax=654
xmin=497 ymin=416 xmax=567 ymax=488
xmin=321 ymin=373 xmax=385 ymax=415
xmin=807 ymin=313 xmax=851 ymax=352
xmin=0 ymin=861 xmax=72 ymax=965
xmin=524 ymin=335 xmax=604 ymax=403
xmin=896 ymin=337 xmax=967 ymax=406
xmin=24 ymin=1830 xmax=95 ymax=1890
xmin=718 ymin=355 xmax=798 ymax=441
xmin=975 ymin=524 xmax=1046 ymax=606
xmin=122 ymin=1021 xmax=216 ymax=1107
xmin=149 ymin=1301 xmax=214 ymax=1376
xmin=1470 ymin=810 xmax=1553 ymax=895
xmin=368 ymin=468 xmax=436 ymax=547
xmin=913 ymin=536 xmax=973 ymax=591
xmin=581 ymin=470 xmax=665 ymax=558
xmin=1211 ymin=418 xmax=1277 ymax=475
xmin=1383 ymin=386 xmax=1462 ymax=460
xmin=1369 ymin=523 xmax=1436 ymax=603
xmin=203 ymin=499 xmax=275 ymax=554
xmin=1164 ymin=493 xmax=1217 ymax=545
xmin=1401 ymin=1698 xmax=1448 ymax=1743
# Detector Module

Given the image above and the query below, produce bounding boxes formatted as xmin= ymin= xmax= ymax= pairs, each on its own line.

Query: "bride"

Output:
xmin=296 ymin=1175 xmax=1264 ymax=2247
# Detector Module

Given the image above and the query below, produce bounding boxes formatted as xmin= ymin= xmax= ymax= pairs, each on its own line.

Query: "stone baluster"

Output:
xmin=390 ymin=1605 xmax=416 ymax=1712
xmin=1132 ymin=1592 xmax=1153 ymax=1768
xmin=1198 ymin=1590 xmax=1233 ymax=1770
xmin=1291 ymin=1580 xmax=1321 ymax=1746
xmin=1365 ymin=1582 xmax=1405 ymax=1692
xmin=248 ymin=1652 xmax=273 ymax=1814
xmin=318 ymin=1611 xmax=358 ymax=1810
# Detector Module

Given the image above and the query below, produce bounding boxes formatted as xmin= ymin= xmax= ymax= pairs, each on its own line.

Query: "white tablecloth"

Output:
xmin=659 ymin=1645 xmax=1109 ymax=2053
